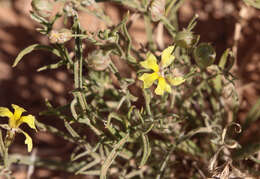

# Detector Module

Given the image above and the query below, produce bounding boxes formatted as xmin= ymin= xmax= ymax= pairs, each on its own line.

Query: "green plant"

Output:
xmin=0 ymin=0 xmax=259 ymax=178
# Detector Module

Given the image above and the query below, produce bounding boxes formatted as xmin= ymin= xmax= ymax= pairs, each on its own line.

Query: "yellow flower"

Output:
xmin=0 ymin=104 xmax=36 ymax=152
xmin=139 ymin=46 xmax=185 ymax=95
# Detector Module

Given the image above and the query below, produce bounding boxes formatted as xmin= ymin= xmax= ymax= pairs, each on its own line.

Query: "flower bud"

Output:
xmin=150 ymin=0 xmax=165 ymax=22
xmin=193 ymin=43 xmax=216 ymax=69
xmin=49 ymin=29 xmax=72 ymax=44
xmin=31 ymin=0 xmax=53 ymax=18
xmin=63 ymin=2 xmax=78 ymax=17
xmin=175 ymin=30 xmax=197 ymax=49
xmin=87 ymin=50 xmax=111 ymax=71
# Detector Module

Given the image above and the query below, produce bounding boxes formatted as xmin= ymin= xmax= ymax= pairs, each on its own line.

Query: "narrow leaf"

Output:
xmin=100 ymin=133 xmax=129 ymax=179
xmin=243 ymin=98 xmax=260 ymax=131
xmin=37 ymin=60 xmax=65 ymax=72
xmin=218 ymin=48 xmax=234 ymax=71
xmin=139 ymin=134 xmax=151 ymax=168
xmin=13 ymin=44 xmax=61 ymax=67
xmin=219 ymin=49 xmax=230 ymax=69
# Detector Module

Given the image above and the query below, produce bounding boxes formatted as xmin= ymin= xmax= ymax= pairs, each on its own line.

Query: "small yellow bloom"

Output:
xmin=139 ymin=46 xmax=185 ymax=95
xmin=0 ymin=104 xmax=36 ymax=152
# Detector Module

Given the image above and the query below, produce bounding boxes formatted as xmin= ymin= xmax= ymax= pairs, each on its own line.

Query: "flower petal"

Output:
xmin=139 ymin=72 xmax=159 ymax=89
xmin=168 ymin=76 xmax=186 ymax=86
xmin=12 ymin=104 xmax=26 ymax=121
xmin=140 ymin=53 xmax=159 ymax=72
xmin=161 ymin=46 xmax=175 ymax=68
xmin=21 ymin=131 xmax=33 ymax=152
xmin=9 ymin=116 xmax=17 ymax=129
xmin=155 ymin=77 xmax=171 ymax=95
xmin=19 ymin=115 xmax=37 ymax=130
xmin=0 ymin=107 xmax=13 ymax=118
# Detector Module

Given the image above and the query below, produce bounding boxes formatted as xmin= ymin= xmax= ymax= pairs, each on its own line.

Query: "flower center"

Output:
xmin=158 ymin=67 xmax=165 ymax=78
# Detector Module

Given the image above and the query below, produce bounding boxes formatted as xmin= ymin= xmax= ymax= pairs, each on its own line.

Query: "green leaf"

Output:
xmin=242 ymin=98 xmax=260 ymax=131
xmin=37 ymin=60 xmax=65 ymax=72
xmin=178 ymin=139 xmax=201 ymax=156
xmin=100 ymin=133 xmax=129 ymax=179
xmin=13 ymin=44 xmax=62 ymax=67
xmin=139 ymin=134 xmax=151 ymax=168
xmin=243 ymin=0 xmax=260 ymax=9
xmin=187 ymin=14 xmax=198 ymax=31
xmin=212 ymin=74 xmax=222 ymax=94
xmin=212 ymin=49 xmax=234 ymax=93
xmin=218 ymin=48 xmax=234 ymax=71
xmin=219 ymin=49 xmax=230 ymax=69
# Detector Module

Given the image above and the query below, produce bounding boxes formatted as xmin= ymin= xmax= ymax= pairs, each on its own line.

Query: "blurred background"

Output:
xmin=0 ymin=0 xmax=259 ymax=178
